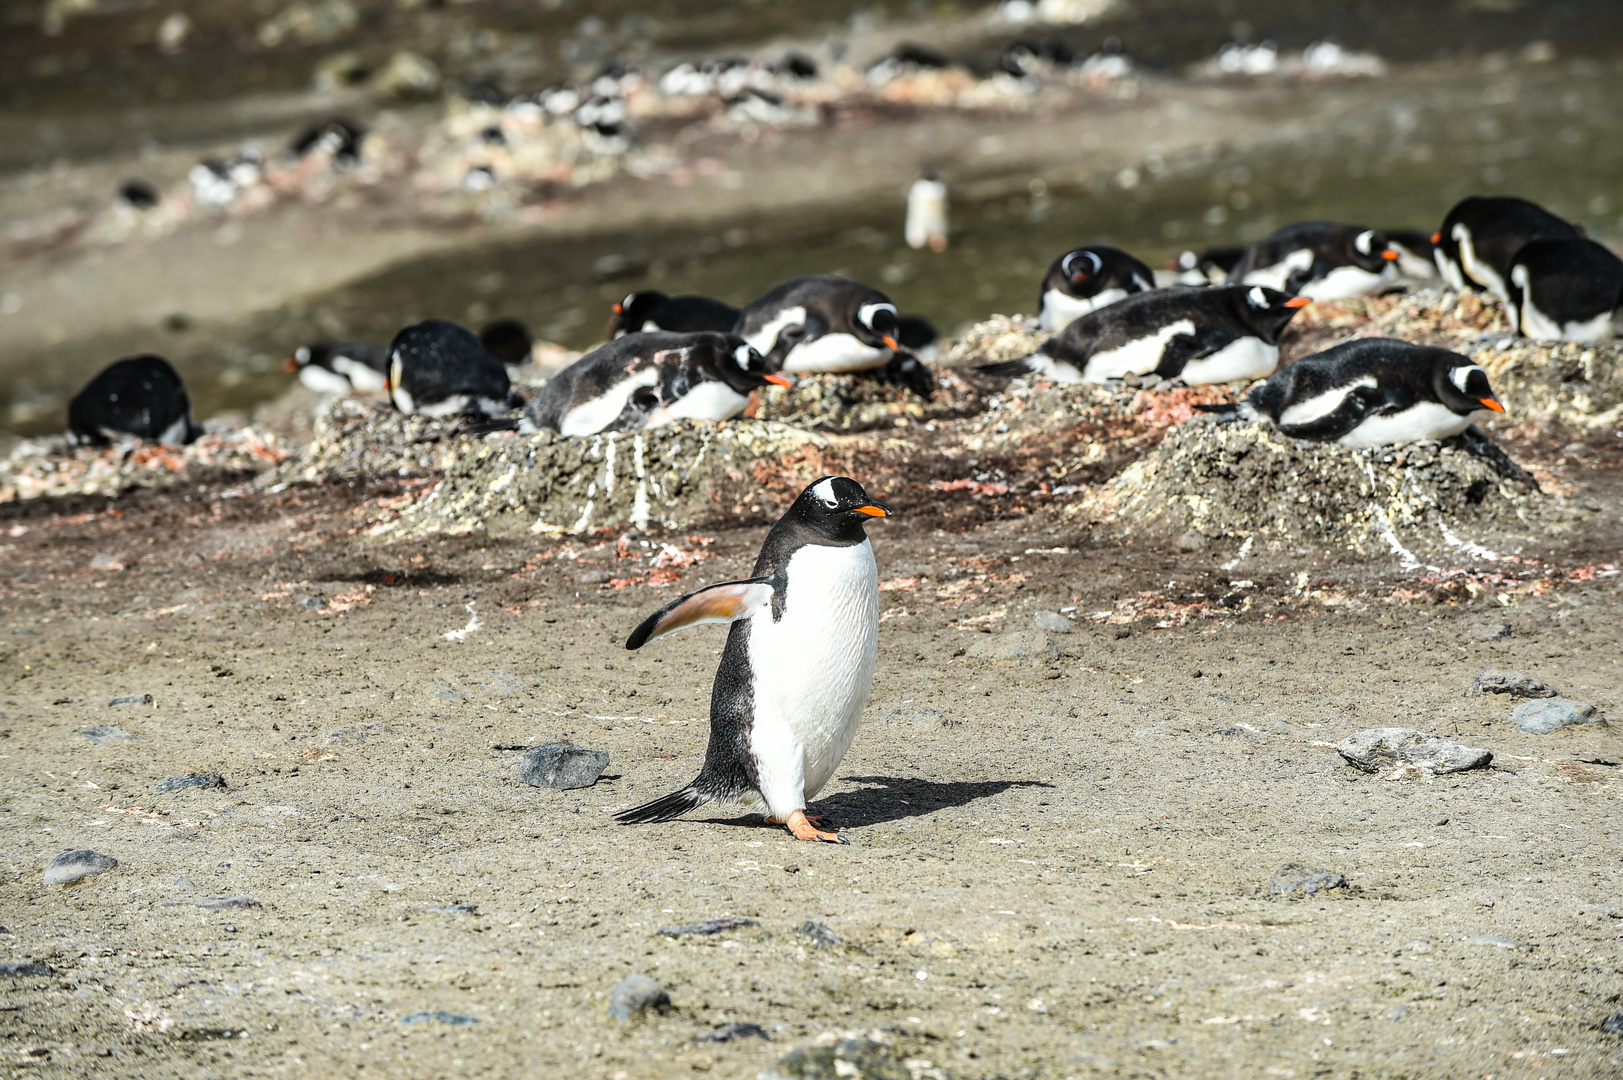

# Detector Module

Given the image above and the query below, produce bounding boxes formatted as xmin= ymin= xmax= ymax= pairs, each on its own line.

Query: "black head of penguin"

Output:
xmin=1231 ymin=285 xmax=1312 ymax=341
xmin=1429 ymin=353 xmax=1505 ymax=416
xmin=479 ymin=319 xmax=534 ymax=367
xmin=68 ymin=355 xmax=202 ymax=447
xmin=608 ymin=290 xmax=669 ymax=337
xmin=760 ymin=475 xmax=892 ymax=559
xmin=681 ymin=333 xmax=792 ymax=395
xmin=385 ymin=318 xmax=515 ymax=415
xmin=1041 ymin=245 xmax=1155 ymax=302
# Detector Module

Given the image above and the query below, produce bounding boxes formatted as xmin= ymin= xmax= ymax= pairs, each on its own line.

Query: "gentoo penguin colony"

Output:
xmin=282 ymin=341 xmax=390 ymax=395
xmin=1207 ymin=337 xmax=1505 ymax=448
xmin=1433 ymin=195 xmax=1581 ymax=300
xmin=68 ymin=355 xmax=203 ymax=447
xmin=1226 ymin=221 xmax=1401 ymax=300
xmin=736 ymin=274 xmax=935 ymax=395
xmin=1506 ymin=237 xmax=1623 ymax=342
xmin=617 ymin=475 xmax=892 ymax=844
xmin=1037 ymin=245 xmax=1157 ymax=331
xmin=982 ymin=285 xmax=1308 ymax=385
xmin=385 ymin=318 xmax=520 ymax=417
xmin=608 ymin=290 xmax=741 ymax=337
xmin=523 ymin=331 xmax=791 ymax=436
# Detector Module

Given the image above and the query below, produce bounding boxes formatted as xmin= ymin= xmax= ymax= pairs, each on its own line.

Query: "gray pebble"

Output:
xmin=967 ymin=630 xmax=1059 ymax=661
xmin=1475 ymin=623 xmax=1514 ymax=642
xmin=1032 ymin=610 xmax=1072 ymax=634
xmin=0 ymin=961 xmax=55 ymax=978
xmin=1269 ymin=863 xmax=1347 ymax=896
xmin=1511 ymin=697 xmax=1601 ymax=734
xmin=574 ymin=569 xmax=613 ymax=585
xmin=298 ymin=596 xmax=327 ymax=609
xmin=401 ymin=1010 xmax=478 ymax=1026
xmin=1460 ymin=935 xmax=1517 ymax=949
xmin=659 ymin=917 xmax=756 ymax=937
xmin=153 ymin=773 xmax=226 ymax=794
xmin=517 ymin=742 xmax=609 ymax=789
xmin=44 ymin=849 xmax=118 ymax=886
xmin=1336 ymin=728 xmax=1492 ymax=775
xmin=796 ymin=921 xmax=841 ymax=948
xmin=1175 ymin=529 xmax=1206 ymax=552
xmin=194 ymin=896 xmax=260 ymax=910
xmin=1467 ymin=670 xmax=1555 ymax=698
xmin=608 ymin=973 xmax=670 ymax=1021
xmin=81 ymin=724 xmax=134 ymax=744
xmin=697 ymin=1022 xmax=769 ymax=1043
xmin=881 ymin=708 xmax=949 ymax=727
xmin=1601 ymin=1012 xmax=1623 ymax=1036
xmin=108 ymin=694 xmax=153 ymax=707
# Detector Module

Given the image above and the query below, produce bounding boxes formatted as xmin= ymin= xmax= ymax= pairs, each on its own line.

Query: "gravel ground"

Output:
xmin=2 ymin=453 xmax=1621 ymax=1078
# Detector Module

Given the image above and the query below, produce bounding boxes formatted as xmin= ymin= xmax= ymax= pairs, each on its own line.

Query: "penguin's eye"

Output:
xmin=822 ymin=497 xmax=839 ymax=509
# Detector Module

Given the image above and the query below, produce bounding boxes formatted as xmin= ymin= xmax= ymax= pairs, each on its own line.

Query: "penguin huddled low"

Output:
xmin=1434 ymin=195 xmax=1581 ymax=300
xmin=608 ymin=290 xmax=740 ymax=337
xmin=1171 ymin=246 xmax=1246 ymax=286
xmin=523 ymin=331 xmax=790 ymax=436
xmin=1383 ymin=229 xmax=1439 ymax=281
xmin=1506 ymin=238 xmax=1623 ymax=342
xmin=617 ymin=475 xmax=891 ymax=844
xmin=1227 ymin=221 xmax=1401 ymax=300
xmin=68 ymin=355 xmax=203 ymax=447
xmin=736 ymin=275 xmax=935 ymax=396
xmin=386 ymin=318 xmax=521 ymax=417
xmin=283 ymin=341 xmax=390 ymax=394
xmin=1203 ymin=337 xmax=1505 ymax=447
xmin=981 ymin=285 xmax=1308 ymax=385
xmin=1038 ymin=245 xmax=1156 ymax=331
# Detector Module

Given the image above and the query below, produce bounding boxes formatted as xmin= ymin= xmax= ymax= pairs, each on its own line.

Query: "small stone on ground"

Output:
xmin=1467 ymin=670 xmax=1555 ymax=698
xmin=81 ymin=724 xmax=134 ymax=743
xmin=401 ymin=1011 xmax=477 ymax=1025
xmin=517 ymin=742 xmax=609 ymax=789
xmin=797 ymin=921 xmax=841 ymax=948
xmin=697 ymin=1022 xmax=769 ymax=1043
xmin=194 ymin=896 xmax=260 ymax=910
xmin=1600 ymin=1012 xmax=1623 ymax=1036
xmin=659 ymin=917 xmax=757 ymax=937
xmin=1032 ymin=610 xmax=1072 ymax=633
xmin=1335 ymin=728 xmax=1492 ymax=774
xmin=968 ymin=630 xmax=1059 ymax=661
xmin=154 ymin=773 xmax=226 ymax=793
xmin=0 ymin=961 xmax=56 ymax=977
xmin=1269 ymin=863 xmax=1347 ymax=896
xmin=108 ymin=694 xmax=153 ymax=706
xmin=44 ymin=849 xmax=118 ymax=886
xmin=608 ymin=974 xmax=670 ymax=1021
xmin=1511 ymin=697 xmax=1601 ymax=734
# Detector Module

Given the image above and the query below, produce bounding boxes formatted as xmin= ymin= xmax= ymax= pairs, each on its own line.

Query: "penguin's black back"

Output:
xmin=736 ymin=275 xmax=887 ymax=339
xmin=68 ymin=355 xmax=200 ymax=446
xmin=1045 ymin=285 xmax=1296 ymax=361
xmin=308 ymin=341 xmax=390 ymax=375
xmin=1245 ymin=339 xmax=1439 ymax=419
xmin=525 ymin=330 xmax=756 ymax=433
xmin=612 ymin=292 xmax=740 ymax=336
xmin=389 ymin=319 xmax=512 ymax=406
xmin=1228 ymin=221 xmax=1389 ymax=284
xmin=1510 ymin=237 xmax=1623 ymax=326
xmin=1440 ymin=196 xmax=1579 ymax=285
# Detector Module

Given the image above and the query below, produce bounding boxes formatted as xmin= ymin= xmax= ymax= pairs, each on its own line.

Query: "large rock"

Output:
xmin=517 ymin=743 xmax=609 ymax=789
xmin=1336 ymin=728 xmax=1492 ymax=775
xmin=608 ymin=974 xmax=670 ymax=1021
xmin=1511 ymin=697 xmax=1602 ymax=734
xmin=44 ymin=849 xmax=118 ymax=886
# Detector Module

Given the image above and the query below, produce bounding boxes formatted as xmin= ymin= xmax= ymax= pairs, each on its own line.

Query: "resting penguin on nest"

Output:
xmin=1200 ymin=337 xmax=1505 ymax=448
xmin=608 ymin=290 xmax=741 ymax=337
xmin=1037 ymin=245 xmax=1156 ymax=331
xmin=69 ymin=355 xmax=203 ymax=447
xmin=981 ymin=285 xmax=1308 ymax=386
xmin=1227 ymin=221 xmax=1402 ymax=300
xmin=617 ymin=476 xmax=891 ymax=844
xmin=522 ymin=330 xmax=790 ymax=436
xmin=283 ymin=341 xmax=390 ymax=394
xmin=736 ymin=274 xmax=935 ymax=396
xmin=1433 ymin=195 xmax=1581 ymax=301
xmin=385 ymin=318 xmax=522 ymax=417
xmin=1506 ymin=237 xmax=1623 ymax=342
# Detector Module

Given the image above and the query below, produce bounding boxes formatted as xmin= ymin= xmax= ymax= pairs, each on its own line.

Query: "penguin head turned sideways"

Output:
xmin=716 ymin=336 xmax=793 ymax=391
xmin=1239 ymin=285 xmax=1312 ymax=339
xmin=1436 ymin=357 xmax=1505 ymax=416
xmin=854 ymin=301 xmax=902 ymax=352
xmin=785 ymin=475 xmax=892 ymax=544
xmin=1349 ymin=228 xmax=1401 ymax=271
xmin=609 ymin=290 xmax=670 ymax=337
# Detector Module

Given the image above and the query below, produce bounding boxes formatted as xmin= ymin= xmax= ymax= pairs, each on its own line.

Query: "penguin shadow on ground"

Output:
xmin=704 ymin=777 xmax=1053 ymax=832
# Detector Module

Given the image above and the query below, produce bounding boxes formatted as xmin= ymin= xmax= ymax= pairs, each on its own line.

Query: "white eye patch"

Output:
xmin=1355 ymin=230 xmax=1376 ymax=255
xmin=811 ymin=477 xmax=838 ymax=506
xmin=1449 ymin=364 xmax=1484 ymax=393
xmin=622 ymin=292 xmax=637 ymax=309
xmin=1247 ymin=286 xmax=1269 ymax=308
xmin=857 ymin=302 xmax=897 ymax=329
xmin=733 ymin=344 xmax=754 ymax=369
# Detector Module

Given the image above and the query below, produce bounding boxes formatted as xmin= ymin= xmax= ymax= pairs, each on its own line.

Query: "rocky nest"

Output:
xmin=1078 ymin=419 xmax=1582 ymax=558
xmin=0 ymin=428 xmax=291 ymax=503
xmin=750 ymin=369 xmax=983 ymax=432
xmin=263 ymin=397 xmax=486 ymax=486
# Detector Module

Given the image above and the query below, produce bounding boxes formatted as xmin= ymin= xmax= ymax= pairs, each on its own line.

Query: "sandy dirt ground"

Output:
xmin=2 ymin=439 xmax=1621 ymax=1078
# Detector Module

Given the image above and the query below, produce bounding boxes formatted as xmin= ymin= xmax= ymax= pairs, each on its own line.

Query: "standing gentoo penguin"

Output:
xmin=386 ymin=318 xmax=521 ymax=417
xmin=617 ymin=476 xmax=892 ymax=843
xmin=736 ymin=275 xmax=934 ymax=395
xmin=1205 ymin=337 xmax=1505 ymax=447
xmin=608 ymin=290 xmax=741 ymax=337
xmin=1227 ymin=221 xmax=1401 ymax=300
xmin=1506 ymin=237 xmax=1623 ymax=342
xmin=282 ymin=341 xmax=390 ymax=394
xmin=981 ymin=285 xmax=1308 ymax=385
xmin=523 ymin=331 xmax=791 ymax=436
xmin=68 ymin=355 xmax=203 ymax=447
xmin=905 ymin=169 xmax=949 ymax=252
xmin=1433 ymin=196 xmax=1581 ymax=299
xmin=1038 ymin=245 xmax=1156 ymax=331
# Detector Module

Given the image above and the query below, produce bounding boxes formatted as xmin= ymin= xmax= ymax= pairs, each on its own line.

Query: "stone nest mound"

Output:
xmin=0 ymin=428 xmax=291 ymax=503
xmin=750 ymin=369 xmax=982 ymax=432
xmin=263 ymin=397 xmax=481 ymax=485
xmin=1078 ymin=419 xmax=1587 ymax=558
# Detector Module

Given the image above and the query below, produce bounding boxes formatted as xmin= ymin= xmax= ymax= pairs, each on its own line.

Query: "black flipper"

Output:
xmin=976 ymin=356 xmax=1038 ymax=379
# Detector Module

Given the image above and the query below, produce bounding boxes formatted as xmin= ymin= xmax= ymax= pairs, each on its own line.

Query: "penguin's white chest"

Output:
xmin=782 ymin=332 xmax=887 ymax=373
xmin=1039 ymin=287 xmax=1127 ymax=331
xmin=745 ymin=540 xmax=879 ymax=812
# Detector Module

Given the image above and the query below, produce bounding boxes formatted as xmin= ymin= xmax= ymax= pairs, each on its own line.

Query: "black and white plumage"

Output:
xmin=1208 ymin=337 xmax=1506 ymax=448
xmin=1506 ymin=238 xmax=1623 ymax=342
xmin=896 ymin=315 xmax=940 ymax=364
xmin=1037 ymin=245 xmax=1156 ymax=331
xmin=736 ymin=275 xmax=934 ymax=395
xmin=479 ymin=319 xmax=534 ymax=367
xmin=282 ymin=341 xmax=390 ymax=394
xmin=523 ymin=331 xmax=791 ymax=436
xmin=386 ymin=318 xmax=520 ymax=417
xmin=68 ymin=355 xmax=203 ymax=447
xmin=1434 ymin=196 xmax=1581 ymax=301
xmin=617 ymin=476 xmax=891 ymax=844
xmin=1171 ymin=246 xmax=1246 ymax=286
xmin=608 ymin=290 xmax=741 ymax=337
xmin=1383 ymin=229 xmax=1439 ymax=280
xmin=1227 ymin=221 xmax=1401 ymax=300
xmin=981 ymin=285 xmax=1309 ymax=385
xmin=289 ymin=118 xmax=364 ymax=167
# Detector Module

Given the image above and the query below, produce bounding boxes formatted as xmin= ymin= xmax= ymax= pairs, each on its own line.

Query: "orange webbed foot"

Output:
xmin=785 ymin=808 xmax=847 ymax=844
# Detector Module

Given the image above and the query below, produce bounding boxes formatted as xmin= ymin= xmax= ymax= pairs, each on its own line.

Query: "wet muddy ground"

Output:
xmin=2 ymin=439 xmax=1621 ymax=1078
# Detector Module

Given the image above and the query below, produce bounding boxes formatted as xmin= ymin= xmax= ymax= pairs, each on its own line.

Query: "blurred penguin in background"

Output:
xmin=906 ymin=170 xmax=949 ymax=252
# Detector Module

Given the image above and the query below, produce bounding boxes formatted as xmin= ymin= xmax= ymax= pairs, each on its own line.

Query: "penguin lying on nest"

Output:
xmin=1199 ymin=337 xmax=1505 ymax=447
xmin=69 ymin=355 xmax=204 ymax=447
xmin=1433 ymin=195 xmax=1581 ymax=301
xmin=1037 ymin=245 xmax=1156 ymax=331
xmin=617 ymin=476 xmax=892 ymax=844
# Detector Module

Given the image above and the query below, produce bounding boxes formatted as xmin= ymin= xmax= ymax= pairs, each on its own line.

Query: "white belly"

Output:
xmin=1337 ymin=402 xmax=1474 ymax=448
xmin=1436 ymin=247 xmax=1466 ymax=290
xmin=745 ymin=540 xmax=880 ymax=816
xmin=1298 ymin=263 xmax=1394 ymax=300
xmin=300 ymin=366 xmax=354 ymax=396
xmin=782 ymin=332 xmax=887 ymax=373
xmin=1039 ymin=287 xmax=1127 ymax=332
xmin=332 ymin=357 xmax=386 ymax=392
xmin=1177 ymin=336 xmax=1278 ymax=384
xmin=559 ymin=368 xmax=659 ymax=436
xmin=644 ymin=380 xmax=749 ymax=427
xmin=1518 ymin=290 xmax=1618 ymax=343
xmin=1081 ymin=318 xmax=1196 ymax=382
xmin=1240 ymin=248 xmax=1314 ymax=292
xmin=1453 ymin=224 xmax=1507 ymax=300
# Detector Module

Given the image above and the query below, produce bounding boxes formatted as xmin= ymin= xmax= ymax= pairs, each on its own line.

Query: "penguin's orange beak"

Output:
xmin=282 ymin=355 xmax=300 ymax=373
xmin=882 ymin=336 xmax=901 ymax=351
xmin=1431 ymin=231 xmax=1441 ymax=244
xmin=612 ymin=302 xmax=624 ymax=314
xmin=1478 ymin=397 xmax=1505 ymax=413
xmin=853 ymin=503 xmax=890 ymax=517
xmin=1284 ymin=296 xmax=1312 ymax=308
xmin=763 ymin=373 xmax=792 ymax=387
xmin=1381 ymin=249 xmax=1400 ymax=261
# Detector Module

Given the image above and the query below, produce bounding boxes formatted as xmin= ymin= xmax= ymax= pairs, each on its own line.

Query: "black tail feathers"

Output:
xmin=615 ymin=785 xmax=709 ymax=825
xmin=975 ymin=356 xmax=1037 ymax=379
xmin=1193 ymin=402 xmax=1240 ymax=416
